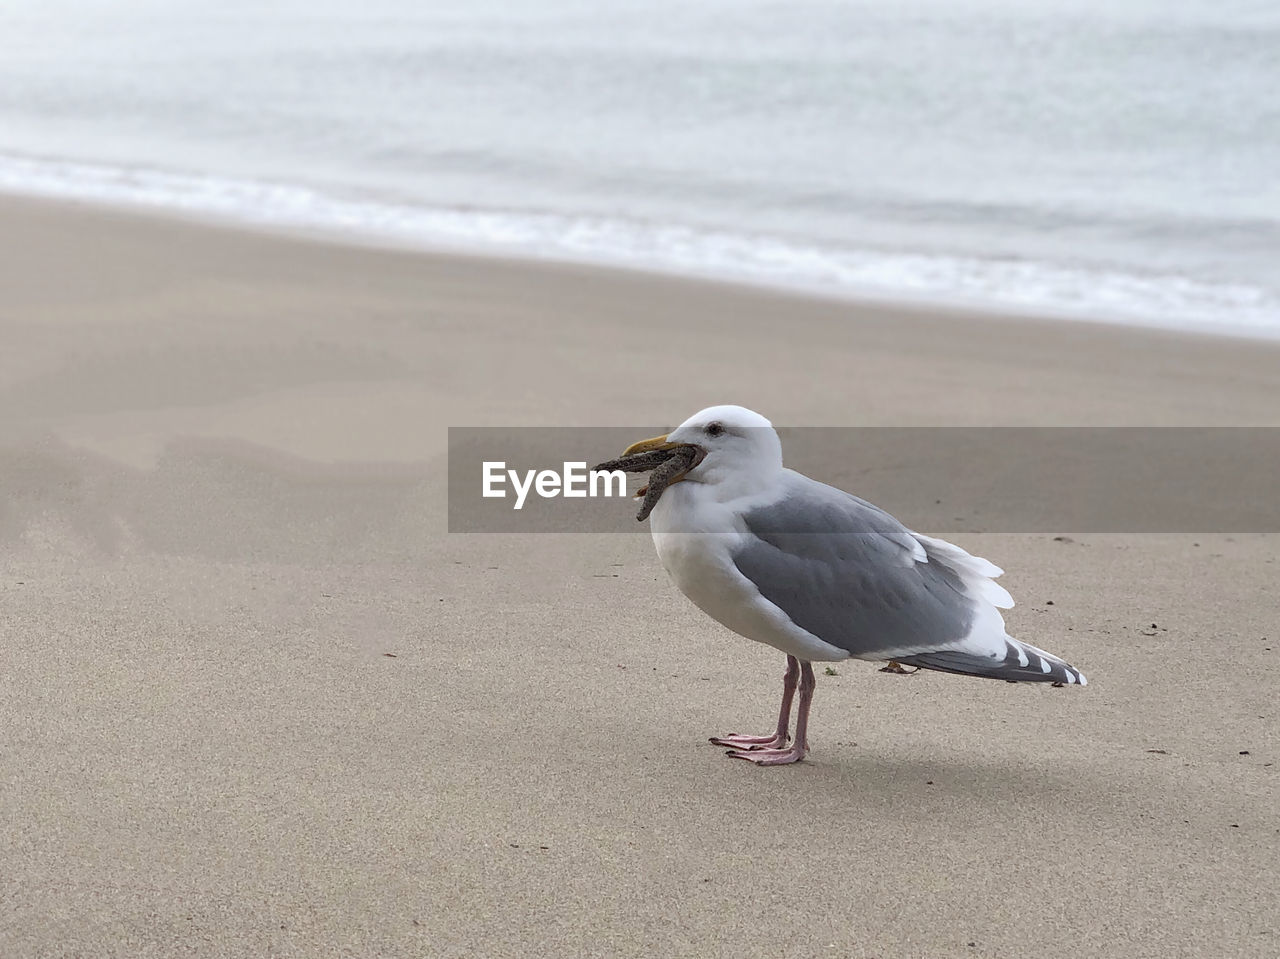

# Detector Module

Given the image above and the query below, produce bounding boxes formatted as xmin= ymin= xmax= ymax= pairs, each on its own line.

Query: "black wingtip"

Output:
xmin=895 ymin=641 xmax=1087 ymax=687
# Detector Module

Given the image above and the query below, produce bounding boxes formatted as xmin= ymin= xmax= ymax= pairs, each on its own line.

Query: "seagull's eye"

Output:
xmin=706 ymin=422 xmax=725 ymax=437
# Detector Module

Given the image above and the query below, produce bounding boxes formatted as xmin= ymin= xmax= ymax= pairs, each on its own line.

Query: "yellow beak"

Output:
xmin=622 ymin=434 xmax=679 ymax=456
xmin=621 ymin=433 xmax=702 ymax=496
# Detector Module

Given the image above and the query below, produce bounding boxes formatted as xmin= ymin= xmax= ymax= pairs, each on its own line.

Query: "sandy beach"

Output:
xmin=1 ymin=195 xmax=1277 ymax=958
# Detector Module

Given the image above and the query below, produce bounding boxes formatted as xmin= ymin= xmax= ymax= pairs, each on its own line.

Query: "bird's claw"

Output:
xmin=709 ymin=732 xmax=790 ymax=750
xmin=724 ymin=745 xmax=808 ymax=765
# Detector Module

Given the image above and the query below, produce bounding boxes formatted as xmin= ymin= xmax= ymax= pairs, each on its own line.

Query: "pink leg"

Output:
xmin=725 ymin=661 xmax=815 ymax=765
xmin=709 ymin=655 xmax=799 ymax=750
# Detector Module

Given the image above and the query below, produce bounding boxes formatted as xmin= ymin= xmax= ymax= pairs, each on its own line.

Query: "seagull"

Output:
xmin=620 ymin=405 xmax=1087 ymax=766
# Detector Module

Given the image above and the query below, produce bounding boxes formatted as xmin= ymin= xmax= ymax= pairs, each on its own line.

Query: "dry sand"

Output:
xmin=1 ymin=195 xmax=1277 ymax=958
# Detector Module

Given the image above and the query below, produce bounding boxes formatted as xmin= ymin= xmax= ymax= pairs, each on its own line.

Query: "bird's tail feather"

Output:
xmin=895 ymin=638 xmax=1087 ymax=686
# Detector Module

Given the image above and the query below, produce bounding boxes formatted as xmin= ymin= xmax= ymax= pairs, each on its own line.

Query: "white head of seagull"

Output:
xmin=616 ymin=403 xmax=1088 ymax=768
xmin=624 ymin=405 xmax=783 ymax=501
xmin=666 ymin=405 xmax=782 ymax=482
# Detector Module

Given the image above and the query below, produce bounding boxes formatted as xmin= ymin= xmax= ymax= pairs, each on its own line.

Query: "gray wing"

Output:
xmin=732 ymin=471 xmax=976 ymax=658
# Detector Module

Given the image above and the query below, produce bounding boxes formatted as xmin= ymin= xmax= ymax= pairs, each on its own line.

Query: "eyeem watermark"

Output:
xmin=449 ymin=426 xmax=1280 ymax=534
xmin=482 ymin=461 xmax=627 ymax=510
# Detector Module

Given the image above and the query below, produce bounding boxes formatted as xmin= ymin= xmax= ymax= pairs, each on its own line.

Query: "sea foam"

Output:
xmin=3 ymin=152 xmax=1276 ymax=337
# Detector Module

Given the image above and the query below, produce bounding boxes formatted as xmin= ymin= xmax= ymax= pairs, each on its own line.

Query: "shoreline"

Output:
xmin=2 ymin=166 xmax=1276 ymax=343
xmin=4 ymin=190 xmax=1280 ymax=441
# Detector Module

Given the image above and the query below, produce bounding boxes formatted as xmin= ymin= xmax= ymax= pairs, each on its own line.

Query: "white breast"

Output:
xmin=646 ymin=481 xmax=849 ymax=662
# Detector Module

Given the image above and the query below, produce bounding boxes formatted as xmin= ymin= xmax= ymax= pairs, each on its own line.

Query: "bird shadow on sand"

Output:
xmin=697 ymin=743 xmax=1124 ymax=818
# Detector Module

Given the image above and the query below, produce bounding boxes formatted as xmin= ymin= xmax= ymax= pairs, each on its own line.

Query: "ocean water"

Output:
xmin=2 ymin=0 xmax=1278 ymax=335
